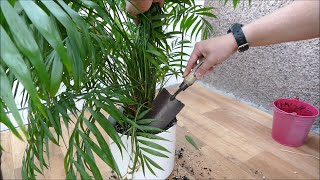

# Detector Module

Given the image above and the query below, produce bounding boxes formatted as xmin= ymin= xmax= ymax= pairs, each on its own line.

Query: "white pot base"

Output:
xmin=110 ymin=124 xmax=177 ymax=179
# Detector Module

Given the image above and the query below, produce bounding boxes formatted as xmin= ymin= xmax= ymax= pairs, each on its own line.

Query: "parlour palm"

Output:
xmin=0 ymin=0 xmax=242 ymax=178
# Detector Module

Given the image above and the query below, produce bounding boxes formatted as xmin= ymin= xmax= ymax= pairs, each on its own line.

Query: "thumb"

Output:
xmin=195 ymin=61 xmax=212 ymax=79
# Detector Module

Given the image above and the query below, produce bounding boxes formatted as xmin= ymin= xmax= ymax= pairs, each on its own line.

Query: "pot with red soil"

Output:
xmin=272 ymin=97 xmax=319 ymax=147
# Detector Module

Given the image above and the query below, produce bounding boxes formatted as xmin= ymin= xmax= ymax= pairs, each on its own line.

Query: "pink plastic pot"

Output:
xmin=272 ymin=98 xmax=319 ymax=147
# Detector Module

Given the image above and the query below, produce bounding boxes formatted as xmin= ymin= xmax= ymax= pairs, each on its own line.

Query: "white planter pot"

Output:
xmin=109 ymin=124 xmax=177 ymax=179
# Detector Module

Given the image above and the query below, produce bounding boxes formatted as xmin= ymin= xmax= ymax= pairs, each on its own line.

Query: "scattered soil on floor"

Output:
xmin=167 ymin=127 xmax=215 ymax=180
xmin=107 ymin=125 xmax=271 ymax=179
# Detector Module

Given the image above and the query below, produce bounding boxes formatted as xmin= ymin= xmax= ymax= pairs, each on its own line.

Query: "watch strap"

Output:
xmin=227 ymin=23 xmax=249 ymax=52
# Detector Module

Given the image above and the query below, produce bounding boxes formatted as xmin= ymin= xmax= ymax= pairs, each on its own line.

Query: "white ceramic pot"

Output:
xmin=109 ymin=124 xmax=177 ymax=179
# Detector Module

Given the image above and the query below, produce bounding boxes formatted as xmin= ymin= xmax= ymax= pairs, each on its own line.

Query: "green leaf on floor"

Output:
xmin=185 ymin=135 xmax=199 ymax=150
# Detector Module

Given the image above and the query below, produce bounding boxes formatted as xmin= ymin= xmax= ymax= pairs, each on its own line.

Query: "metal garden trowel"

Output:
xmin=147 ymin=59 xmax=205 ymax=129
xmin=146 ymin=88 xmax=184 ymax=129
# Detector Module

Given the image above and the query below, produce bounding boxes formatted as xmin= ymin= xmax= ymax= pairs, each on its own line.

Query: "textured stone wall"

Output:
xmin=203 ymin=0 xmax=320 ymax=133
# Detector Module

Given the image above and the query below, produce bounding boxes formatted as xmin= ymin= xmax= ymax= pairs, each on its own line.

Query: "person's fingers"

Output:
xmin=196 ymin=57 xmax=223 ymax=79
xmin=184 ymin=52 xmax=201 ymax=77
xmin=195 ymin=59 xmax=212 ymax=79
xmin=134 ymin=18 xmax=140 ymax=25
xmin=184 ymin=43 xmax=202 ymax=77
xmin=126 ymin=0 xmax=164 ymax=17
xmin=153 ymin=0 xmax=165 ymax=7
xmin=158 ymin=0 xmax=165 ymax=7
xmin=126 ymin=2 xmax=138 ymax=16
xmin=126 ymin=0 xmax=153 ymax=16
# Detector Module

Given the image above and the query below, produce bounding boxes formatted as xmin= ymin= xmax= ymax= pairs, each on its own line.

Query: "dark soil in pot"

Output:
xmin=275 ymin=100 xmax=314 ymax=116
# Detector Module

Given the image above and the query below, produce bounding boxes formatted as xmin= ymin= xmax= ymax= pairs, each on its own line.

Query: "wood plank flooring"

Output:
xmin=1 ymin=83 xmax=319 ymax=179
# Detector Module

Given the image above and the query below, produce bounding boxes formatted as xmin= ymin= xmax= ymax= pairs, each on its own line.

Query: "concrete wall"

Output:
xmin=203 ymin=0 xmax=320 ymax=134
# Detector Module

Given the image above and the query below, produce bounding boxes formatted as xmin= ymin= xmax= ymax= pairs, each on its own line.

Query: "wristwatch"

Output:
xmin=227 ymin=23 xmax=249 ymax=52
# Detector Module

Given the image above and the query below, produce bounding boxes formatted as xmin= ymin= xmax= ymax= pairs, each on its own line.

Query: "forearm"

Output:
xmin=243 ymin=0 xmax=320 ymax=47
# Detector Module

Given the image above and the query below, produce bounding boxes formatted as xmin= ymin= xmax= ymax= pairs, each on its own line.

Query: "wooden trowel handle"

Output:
xmin=170 ymin=58 xmax=205 ymax=100
xmin=183 ymin=58 xmax=205 ymax=86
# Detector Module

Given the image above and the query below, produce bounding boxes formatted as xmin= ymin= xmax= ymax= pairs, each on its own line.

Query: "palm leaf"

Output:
xmin=140 ymin=147 xmax=169 ymax=158
xmin=0 ymin=26 xmax=46 ymax=116
xmin=0 ymin=102 xmax=23 ymax=140
xmin=74 ymin=144 xmax=103 ymax=180
xmin=138 ymin=139 xmax=170 ymax=152
xmin=1 ymin=0 xmax=221 ymax=178
xmin=1 ymin=1 xmax=50 ymax=91
xmin=19 ymin=1 xmax=73 ymax=75
xmin=82 ymin=116 xmax=121 ymax=175
xmin=88 ymin=108 xmax=125 ymax=154
xmin=144 ymin=155 xmax=164 ymax=171
xmin=0 ymin=67 xmax=27 ymax=137
xmin=185 ymin=135 xmax=199 ymax=150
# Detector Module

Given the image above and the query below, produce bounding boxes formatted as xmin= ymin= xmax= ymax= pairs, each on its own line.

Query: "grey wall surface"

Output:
xmin=203 ymin=0 xmax=320 ymax=134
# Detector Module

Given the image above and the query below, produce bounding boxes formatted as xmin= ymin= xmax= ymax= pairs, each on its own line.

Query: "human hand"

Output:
xmin=183 ymin=34 xmax=238 ymax=79
xmin=126 ymin=0 xmax=165 ymax=16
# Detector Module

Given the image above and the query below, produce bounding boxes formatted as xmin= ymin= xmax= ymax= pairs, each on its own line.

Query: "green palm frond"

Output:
xmin=0 ymin=0 xmax=219 ymax=178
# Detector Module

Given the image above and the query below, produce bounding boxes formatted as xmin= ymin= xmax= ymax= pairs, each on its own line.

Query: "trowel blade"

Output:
xmin=146 ymin=88 xmax=184 ymax=129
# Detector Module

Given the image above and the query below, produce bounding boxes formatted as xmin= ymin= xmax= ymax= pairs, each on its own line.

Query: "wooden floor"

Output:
xmin=1 ymin=83 xmax=319 ymax=179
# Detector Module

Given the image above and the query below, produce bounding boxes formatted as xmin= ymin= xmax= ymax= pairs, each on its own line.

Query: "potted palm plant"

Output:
xmin=0 ymin=0 xmax=242 ymax=179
